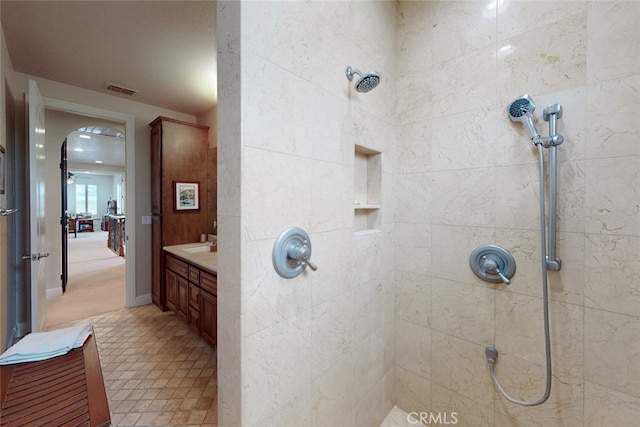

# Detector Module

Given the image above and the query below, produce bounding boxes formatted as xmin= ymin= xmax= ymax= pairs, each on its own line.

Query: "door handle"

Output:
xmin=0 ymin=208 xmax=18 ymax=216
xmin=22 ymin=253 xmax=50 ymax=261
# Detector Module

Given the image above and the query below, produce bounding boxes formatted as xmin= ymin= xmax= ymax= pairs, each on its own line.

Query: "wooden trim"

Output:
xmin=149 ymin=116 xmax=210 ymax=130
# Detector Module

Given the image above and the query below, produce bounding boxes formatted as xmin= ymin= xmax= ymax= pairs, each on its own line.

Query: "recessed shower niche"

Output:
xmin=354 ymin=144 xmax=381 ymax=233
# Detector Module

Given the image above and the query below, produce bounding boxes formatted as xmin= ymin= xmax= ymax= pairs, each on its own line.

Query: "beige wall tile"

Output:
xmin=431 ymin=278 xmax=495 ymax=345
xmin=431 ymin=225 xmax=495 ymax=285
xmin=395 ymin=271 xmax=431 ymax=328
xmin=394 ymin=174 xmax=433 ymax=224
xmin=395 ymin=223 xmax=432 ymax=276
xmin=396 ymin=319 xmax=431 ymax=379
xmin=311 ymin=292 xmax=354 ymax=378
xmin=585 ymin=307 xmax=640 ymax=397
xmin=498 ymin=1 xmax=587 ymax=42
xmin=429 ymin=108 xmax=498 ymax=171
xmin=494 ymin=364 xmax=583 ymax=426
xmin=431 ymin=382 xmax=494 ymax=427
xmin=244 ymin=312 xmax=312 ymax=425
xmin=431 ymin=168 xmax=496 ymax=227
xmin=311 ymin=354 xmax=356 ymax=427
xmin=495 ymin=292 xmax=584 ymax=378
xmin=585 ymin=234 xmax=640 ymax=317
xmin=586 ymin=2 xmax=640 ymax=84
xmin=394 ymin=366 xmax=431 ymax=415
xmin=432 ymin=47 xmax=498 ymax=117
xmin=586 ymin=75 xmax=640 ymax=159
xmin=584 ymin=381 xmax=640 ymax=427
xmin=354 ymin=331 xmax=385 ymax=400
xmin=497 ymin=13 xmax=587 ymax=106
xmin=585 ymin=157 xmax=640 ymax=236
xmin=431 ymin=331 xmax=495 ymax=407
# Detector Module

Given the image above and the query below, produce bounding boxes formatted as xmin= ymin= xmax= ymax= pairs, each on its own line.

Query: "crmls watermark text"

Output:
xmin=407 ymin=411 xmax=459 ymax=425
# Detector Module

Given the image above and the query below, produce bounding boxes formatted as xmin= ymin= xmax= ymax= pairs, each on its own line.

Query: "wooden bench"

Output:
xmin=0 ymin=334 xmax=110 ymax=427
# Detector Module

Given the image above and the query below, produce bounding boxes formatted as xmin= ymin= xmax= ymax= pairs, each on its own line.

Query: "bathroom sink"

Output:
xmin=182 ymin=245 xmax=210 ymax=253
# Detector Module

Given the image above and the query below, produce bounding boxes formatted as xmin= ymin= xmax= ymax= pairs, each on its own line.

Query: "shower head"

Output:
xmin=507 ymin=94 xmax=541 ymax=144
xmin=345 ymin=66 xmax=381 ymax=93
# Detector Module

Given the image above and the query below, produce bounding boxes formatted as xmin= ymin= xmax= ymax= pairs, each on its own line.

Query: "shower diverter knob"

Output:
xmin=469 ymin=245 xmax=516 ymax=284
xmin=273 ymin=227 xmax=317 ymax=279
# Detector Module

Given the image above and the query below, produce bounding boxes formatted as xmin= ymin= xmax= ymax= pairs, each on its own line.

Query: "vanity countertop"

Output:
xmin=163 ymin=242 xmax=217 ymax=273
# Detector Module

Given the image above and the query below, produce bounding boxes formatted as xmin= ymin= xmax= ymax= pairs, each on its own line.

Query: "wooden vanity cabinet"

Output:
xmin=165 ymin=253 xmax=217 ymax=348
xmin=165 ymin=269 xmax=177 ymax=312
xmin=200 ymin=291 xmax=217 ymax=348
xmin=150 ymin=117 xmax=209 ymax=310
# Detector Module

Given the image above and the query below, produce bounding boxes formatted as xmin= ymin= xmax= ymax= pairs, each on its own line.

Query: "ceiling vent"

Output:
xmin=105 ymin=83 xmax=138 ymax=96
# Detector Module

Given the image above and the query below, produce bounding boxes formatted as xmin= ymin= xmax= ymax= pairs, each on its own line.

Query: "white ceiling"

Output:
xmin=1 ymin=1 xmax=217 ymax=117
xmin=67 ymin=129 xmax=125 ymax=168
xmin=1 ymin=1 xmax=217 ymax=169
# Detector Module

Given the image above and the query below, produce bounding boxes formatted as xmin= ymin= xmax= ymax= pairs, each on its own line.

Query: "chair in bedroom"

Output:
xmin=68 ymin=217 xmax=77 ymax=238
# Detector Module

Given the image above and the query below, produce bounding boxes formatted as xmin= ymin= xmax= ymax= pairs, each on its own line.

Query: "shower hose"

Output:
xmin=488 ymin=144 xmax=552 ymax=406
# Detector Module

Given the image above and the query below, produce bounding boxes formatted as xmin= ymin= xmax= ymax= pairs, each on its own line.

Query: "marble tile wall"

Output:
xmin=218 ymin=1 xmax=397 ymax=426
xmin=395 ymin=1 xmax=640 ymax=425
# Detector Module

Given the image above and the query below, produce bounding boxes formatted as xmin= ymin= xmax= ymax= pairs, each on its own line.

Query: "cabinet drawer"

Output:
xmin=189 ymin=283 xmax=200 ymax=309
xmin=200 ymin=271 xmax=217 ymax=295
xmin=166 ymin=255 xmax=188 ymax=278
xmin=188 ymin=266 xmax=200 ymax=283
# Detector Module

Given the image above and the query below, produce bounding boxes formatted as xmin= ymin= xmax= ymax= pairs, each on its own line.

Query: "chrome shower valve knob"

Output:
xmin=480 ymin=255 xmax=510 ymax=284
xmin=273 ymin=227 xmax=318 ymax=278
xmin=287 ymin=240 xmax=317 ymax=271
xmin=469 ymin=245 xmax=516 ymax=285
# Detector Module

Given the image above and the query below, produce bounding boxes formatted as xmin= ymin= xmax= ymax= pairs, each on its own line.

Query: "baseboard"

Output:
xmin=46 ymin=288 xmax=63 ymax=299
xmin=133 ymin=293 xmax=152 ymax=307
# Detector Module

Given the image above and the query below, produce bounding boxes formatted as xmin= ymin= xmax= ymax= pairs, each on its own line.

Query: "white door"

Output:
xmin=28 ymin=79 xmax=48 ymax=332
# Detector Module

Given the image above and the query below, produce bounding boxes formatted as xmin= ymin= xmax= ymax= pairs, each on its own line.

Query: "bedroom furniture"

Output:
xmin=77 ymin=218 xmax=94 ymax=233
xmin=67 ymin=217 xmax=77 ymax=238
xmin=107 ymin=215 xmax=125 ymax=257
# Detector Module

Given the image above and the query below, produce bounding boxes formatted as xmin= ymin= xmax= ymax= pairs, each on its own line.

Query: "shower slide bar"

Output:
xmin=541 ymin=103 xmax=563 ymax=271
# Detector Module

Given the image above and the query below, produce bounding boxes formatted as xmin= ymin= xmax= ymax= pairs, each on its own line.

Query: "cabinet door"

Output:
xmin=176 ymin=275 xmax=189 ymax=322
xmin=152 ymin=216 xmax=163 ymax=309
xmin=188 ymin=283 xmax=200 ymax=309
xmin=200 ymin=290 xmax=217 ymax=348
xmin=188 ymin=307 xmax=200 ymax=332
xmin=150 ymin=123 xmax=162 ymax=215
xmin=166 ymin=269 xmax=177 ymax=312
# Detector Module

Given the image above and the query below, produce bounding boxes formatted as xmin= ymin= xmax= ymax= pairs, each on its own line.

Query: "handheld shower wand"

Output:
xmin=487 ymin=94 xmax=565 ymax=407
xmin=507 ymin=94 xmax=541 ymax=144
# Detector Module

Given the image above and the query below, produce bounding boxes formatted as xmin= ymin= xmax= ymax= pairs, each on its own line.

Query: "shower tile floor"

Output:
xmin=71 ymin=304 xmax=218 ymax=426
xmin=380 ymin=407 xmax=426 ymax=427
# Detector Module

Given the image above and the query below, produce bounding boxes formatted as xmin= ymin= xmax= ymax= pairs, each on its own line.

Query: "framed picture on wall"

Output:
xmin=0 ymin=145 xmax=5 ymax=195
xmin=174 ymin=181 xmax=200 ymax=211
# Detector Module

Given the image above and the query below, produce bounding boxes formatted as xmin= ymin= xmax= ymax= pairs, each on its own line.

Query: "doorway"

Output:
xmin=50 ymin=122 xmax=128 ymax=327
xmin=41 ymin=98 xmax=137 ymax=329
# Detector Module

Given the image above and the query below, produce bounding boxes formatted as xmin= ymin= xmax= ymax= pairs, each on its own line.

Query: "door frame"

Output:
xmin=43 ymin=97 xmax=136 ymax=308
xmin=60 ymin=138 xmax=68 ymax=292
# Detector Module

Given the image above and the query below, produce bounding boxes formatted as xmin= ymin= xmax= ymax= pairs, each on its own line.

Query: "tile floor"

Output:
xmin=87 ymin=304 xmax=217 ymax=426
xmin=85 ymin=305 xmax=418 ymax=427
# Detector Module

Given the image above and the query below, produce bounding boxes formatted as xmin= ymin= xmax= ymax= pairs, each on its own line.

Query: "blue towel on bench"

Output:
xmin=0 ymin=322 xmax=93 ymax=365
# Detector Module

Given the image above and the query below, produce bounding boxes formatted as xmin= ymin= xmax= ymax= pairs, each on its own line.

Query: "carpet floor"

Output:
xmin=44 ymin=230 xmax=126 ymax=329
